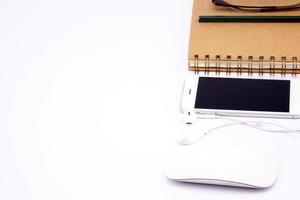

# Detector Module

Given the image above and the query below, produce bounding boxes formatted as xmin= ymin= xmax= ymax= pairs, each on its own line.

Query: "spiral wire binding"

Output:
xmin=270 ymin=56 xmax=275 ymax=76
xmin=216 ymin=55 xmax=221 ymax=75
xmin=258 ymin=56 xmax=263 ymax=76
xmin=237 ymin=56 xmax=242 ymax=75
xmin=190 ymin=55 xmax=300 ymax=76
xmin=248 ymin=56 xmax=253 ymax=76
xmin=281 ymin=57 xmax=287 ymax=76
xmin=205 ymin=55 xmax=209 ymax=75
xmin=194 ymin=54 xmax=199 ymax=74
xmin=293 ymin=57 xmax=298 ymax=77
xmin=226 ymin=56 xmax=231 ymax=75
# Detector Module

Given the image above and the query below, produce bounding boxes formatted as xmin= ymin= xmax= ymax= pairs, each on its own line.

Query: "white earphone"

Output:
xmin=176 ymin=125 xmax=208 ymax=145
xmin=178 ymin=110 xmax=300 ymax=145
xmin=178 ymin=110 xmax=211 ymax=145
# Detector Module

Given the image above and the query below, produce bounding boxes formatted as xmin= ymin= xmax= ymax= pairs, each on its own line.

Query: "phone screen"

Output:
xmin=195 ymin=77 xmax=290 ymax=112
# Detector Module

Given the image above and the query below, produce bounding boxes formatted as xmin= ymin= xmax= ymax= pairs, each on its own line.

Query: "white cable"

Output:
xmin=216 ymin=117 xmax=300 ymax=133
xmin=179 ymin=117 xmax=300 ymax=145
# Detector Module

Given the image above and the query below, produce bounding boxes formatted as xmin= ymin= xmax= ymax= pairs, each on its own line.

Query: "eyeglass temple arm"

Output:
xmin=212 ymin=0 xmax=300 ymax=10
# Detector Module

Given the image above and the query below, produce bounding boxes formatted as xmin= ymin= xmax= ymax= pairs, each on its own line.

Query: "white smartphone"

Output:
xmin=181 ymin=75 xmax=300 ymax=118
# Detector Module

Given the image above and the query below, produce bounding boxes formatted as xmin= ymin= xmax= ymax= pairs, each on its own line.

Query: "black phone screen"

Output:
xmin=195 ymin=77 xmax=290 ymax=112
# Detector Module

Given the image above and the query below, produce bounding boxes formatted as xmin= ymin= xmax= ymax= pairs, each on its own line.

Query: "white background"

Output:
xmin=1 ymin=0 xmax=300 ymax=199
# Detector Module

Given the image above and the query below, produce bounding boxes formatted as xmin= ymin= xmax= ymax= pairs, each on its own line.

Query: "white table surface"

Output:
xmin=1 ymin=0 xmax=300 ymax=199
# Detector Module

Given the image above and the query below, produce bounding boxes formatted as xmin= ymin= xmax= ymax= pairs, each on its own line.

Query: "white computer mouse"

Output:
xmin=165 ymin=147 xmax=278 ymax=188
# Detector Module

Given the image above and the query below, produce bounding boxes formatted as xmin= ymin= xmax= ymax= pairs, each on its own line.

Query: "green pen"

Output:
xmin=199 ymin=16 xmax=300 ymax=23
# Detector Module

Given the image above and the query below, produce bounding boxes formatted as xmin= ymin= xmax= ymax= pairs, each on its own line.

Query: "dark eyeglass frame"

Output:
xmin=212 ymin=0 xmax=300 ymax=12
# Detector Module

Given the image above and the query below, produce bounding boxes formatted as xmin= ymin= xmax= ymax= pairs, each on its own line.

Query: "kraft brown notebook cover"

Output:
xmin=189 ymin=0 xmax=300 ymax=75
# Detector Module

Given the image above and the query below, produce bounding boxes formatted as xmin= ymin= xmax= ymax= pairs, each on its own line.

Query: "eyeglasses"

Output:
xmin=212 ymin=0 xmax=300 ymax=12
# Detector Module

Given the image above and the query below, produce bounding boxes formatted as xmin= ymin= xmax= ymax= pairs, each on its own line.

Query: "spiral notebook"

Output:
xmin=189 ymin=0 xmax=300 ymax=76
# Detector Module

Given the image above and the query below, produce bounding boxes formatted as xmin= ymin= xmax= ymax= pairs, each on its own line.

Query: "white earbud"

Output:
xmin=179 ymin=110 xmax=208 ymax=145
xmin=177 ymin=124 xmax=208 ymax=145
